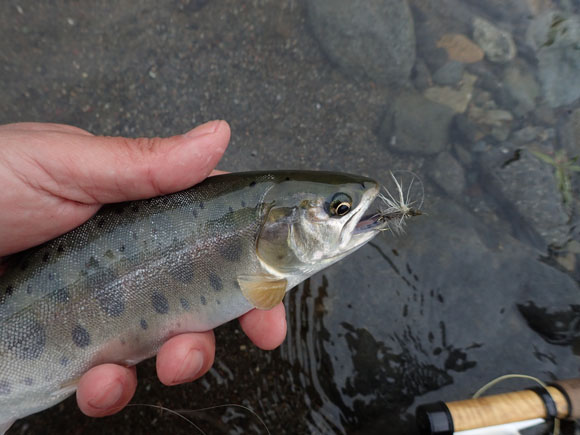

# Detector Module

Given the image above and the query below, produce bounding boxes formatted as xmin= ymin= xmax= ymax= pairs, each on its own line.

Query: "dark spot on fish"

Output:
xmin=285 ymin=176 xmax=290 ymax=181
xmin=1 ymin=317 xmax=46 ymax=359
xmin=241 ymin=200 xmax=246 ymax=207
xmin=0 ymin=381 xmax=11 ymax=395
xmin=5 ymin=286 xmax=13 ymax=296
xmin=151 ymin=292 xmax=169 ymax=314
xmin=199 ymin=202 xmax=205 ymax=209
xmin=104 ymin=250 xmax=115 ymax=260
xmin=192 ymin=208 xmax=198 ymax=218
xmin=219 ymin=237 xmax=243 ymax=262
xmin=180 ymin=298 xmax=190 ymax=311
xmin=97 ymin=219 xmax=105 ymax=228
xmin=57 ymin=244 xmax=65 ymax=253
xmin=119 ymin=244 xmax=125 ymax=252
xmin=132 ymin=232 xmax=138 ymax=240
xmin=86 ymin=256 xmax=99 ymax=268
xmin=53 ymin=288 xmax=70 ymax=303
xmin=23 ymin=377 xmax=34 ymax=386
xmin=72 ymin=325 xmax=90 ymax=348
xmin=200 ymin=295 xmax=207 ymax=305
xmin=48 ymin=273 xmax=54 ymax=281
xmin=92 ymin=279 xmax=126 ymax=317
xmin=42 ymin=252 xmax=50 ymax=262
xmin=140 ymin=319 xmax=148 ymax=330
xmin=217 ymin=299 xmax=221 ymax=305
xmin=249 ymin=181 xmax=256 ymax=187
xmin=26 ymin=285 xmax=33 ymax=294
xmin=209 ymin=273 xmax=223 ymax=291
xmin=60 ymin=357 xmax=69 ymax=367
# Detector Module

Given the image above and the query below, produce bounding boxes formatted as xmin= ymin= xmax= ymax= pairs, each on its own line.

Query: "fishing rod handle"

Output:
xmin=416 ymin=378 xmax=580 ymax=434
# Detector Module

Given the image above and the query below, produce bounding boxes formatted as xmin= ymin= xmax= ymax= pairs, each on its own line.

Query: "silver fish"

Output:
xmin=0 ymin=170 xmax=410 ymax=432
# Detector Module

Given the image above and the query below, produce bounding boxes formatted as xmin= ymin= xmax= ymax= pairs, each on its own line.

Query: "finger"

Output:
xmin=239 ymin=303 xmax=287 ymax=350
xmin=156 ymin=331 xmax=215 ymax=386
xmin=76 ymin=364 xmax=137 ymax=417
xmin=17 ymin=120 xmax=231 ymax=205
xmin=0 ymin=122 xmax=93 ymax=136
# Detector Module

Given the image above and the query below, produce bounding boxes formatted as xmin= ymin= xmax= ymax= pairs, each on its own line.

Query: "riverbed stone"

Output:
xmin=473 ymin=17 xmax=517 ymax=63
xmin=478 ymin=145 xmax=570 ymax=247
xmin=527 ymin=11 xmax=580 ymax=107
xmin=428 ymin=152 xmax=466 ymax=197
xmin=424 ymin=72 xmax=477 ymax=113
xmin=432 ymin=61 xmax=464 ymax=86
xmin=306 ymin=0 xmax=416 ymax=86
xmin=380 ymin=93 xmax=454 ymax=155
xmin=436 ymin=33 xmax=484 ymax=63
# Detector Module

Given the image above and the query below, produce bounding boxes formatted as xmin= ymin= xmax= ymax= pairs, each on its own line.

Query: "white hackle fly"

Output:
xmin=376 ymin=171 xmax=423 ymax=235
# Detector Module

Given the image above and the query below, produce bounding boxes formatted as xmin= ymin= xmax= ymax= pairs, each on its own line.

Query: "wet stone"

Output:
xmin=72 ymin=325 xmax=90 ymax=348
xmin=209 ymin=273 xmax=223 ymax=291
xmin=151 ymin=292 xmax=169 ymax=314
xmin=2 ymin=317 xmax=46 ymax=359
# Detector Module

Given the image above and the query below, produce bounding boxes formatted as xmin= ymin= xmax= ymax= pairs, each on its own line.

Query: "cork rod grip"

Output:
xmin=447 ymin=387 xmax=569 ymax=431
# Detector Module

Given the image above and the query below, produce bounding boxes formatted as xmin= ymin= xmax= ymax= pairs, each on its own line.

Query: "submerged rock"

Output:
xmin=306 ymin=0 xmax=416 ymax=86
xmin=436 ymin=33 xmax=484 ymax=64
xmin=380 ymin=93 xmax=454 ymax=155
xmin=473 ymin=17 xmax=517 ymax=63
xmin=432 ymin=61 xmax=464 ymax=86
xmin=503 ymin=62 xmax=541 ymax=115
xmin=478 ymin=146 xmax=570 ymax=247
xmin=527 ymin=11 xmax=580 ymax=107
xmin=424 ymin=72 xmax=477 ymax=113
xmin=428 ymin=152 xmax=466 ymax=197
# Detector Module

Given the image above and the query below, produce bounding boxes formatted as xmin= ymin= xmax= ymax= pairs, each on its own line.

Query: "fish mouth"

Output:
xmin=353 ymin=194 xmax=422 ymax=236
xmin=353 ymin=212 xmax=385 ymax=234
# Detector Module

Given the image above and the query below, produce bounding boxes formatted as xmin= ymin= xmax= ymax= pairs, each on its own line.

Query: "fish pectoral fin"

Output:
xmin=50 ymin=378 xmax=80 ymax=399
xmin=238 ymin=274 xmax=287 ymax=310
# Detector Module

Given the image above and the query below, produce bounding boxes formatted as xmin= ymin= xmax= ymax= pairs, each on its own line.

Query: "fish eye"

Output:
xmin=329 ymin=193 xmax=352 ymax=217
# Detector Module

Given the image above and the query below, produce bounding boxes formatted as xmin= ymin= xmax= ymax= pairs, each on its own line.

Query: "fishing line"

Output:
xmin=126 ymin=403 xmax=206 ymax=434
xmin=127 ymin=402 xmax=272 ymax=435
xmin=472 ymin=374 xmax=561 ymax=435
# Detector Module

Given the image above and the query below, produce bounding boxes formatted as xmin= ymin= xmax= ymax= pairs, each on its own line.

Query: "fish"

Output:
xmin=0 ymin=170 xmax=418 ymax=432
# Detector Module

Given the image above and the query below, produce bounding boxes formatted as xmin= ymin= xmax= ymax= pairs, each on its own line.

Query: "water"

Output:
xmin=1 ymin=0 xmax=580 ymax=433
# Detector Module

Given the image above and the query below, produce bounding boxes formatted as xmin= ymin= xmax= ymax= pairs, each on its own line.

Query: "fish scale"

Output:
xmin=0 ymin=170 xmax=396 ymax=433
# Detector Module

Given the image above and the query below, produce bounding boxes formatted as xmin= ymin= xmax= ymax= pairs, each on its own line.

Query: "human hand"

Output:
xmin=0 ymin=121 xmax=287 ymax=417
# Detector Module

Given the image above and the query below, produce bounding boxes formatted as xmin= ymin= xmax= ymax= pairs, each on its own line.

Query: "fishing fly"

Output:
xmin=375 ymin=171 xmax=423 ymax=235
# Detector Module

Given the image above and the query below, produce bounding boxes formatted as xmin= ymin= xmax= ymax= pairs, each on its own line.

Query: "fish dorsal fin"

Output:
xmin=238 ymin=274 xmax=287 ymax=310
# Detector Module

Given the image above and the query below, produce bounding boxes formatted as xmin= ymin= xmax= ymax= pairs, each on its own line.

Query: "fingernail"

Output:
xmin=186 ymin=120 xmax=221 ymax=139
xmin=88 ymin=381 xmax=123 ymax=410
xmin=171 ymin=349 xmax=204 ymax=385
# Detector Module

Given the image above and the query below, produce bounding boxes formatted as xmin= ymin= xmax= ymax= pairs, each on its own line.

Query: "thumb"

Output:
xmin=33 ymin=120 xmax=230 ymax=205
